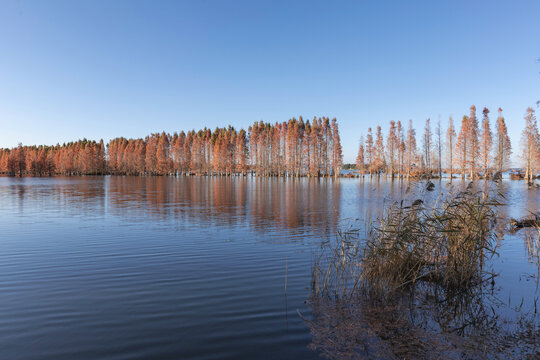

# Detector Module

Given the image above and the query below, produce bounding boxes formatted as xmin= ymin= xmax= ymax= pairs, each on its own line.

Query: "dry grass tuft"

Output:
xmin=361 ymin=189 xmax=501 ymax=294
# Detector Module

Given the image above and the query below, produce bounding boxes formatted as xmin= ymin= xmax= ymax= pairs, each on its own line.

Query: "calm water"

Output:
xmin=0 ymin=176 xmax=538 ymax=359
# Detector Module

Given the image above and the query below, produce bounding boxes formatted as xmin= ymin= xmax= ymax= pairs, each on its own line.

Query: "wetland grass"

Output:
xmin=312 ymin=184 xmax=502 ymax=297
xmin=306 ymin=183 xmax=539 ymax=359
xmin=361 ymin=187 xmax=501 ymax=293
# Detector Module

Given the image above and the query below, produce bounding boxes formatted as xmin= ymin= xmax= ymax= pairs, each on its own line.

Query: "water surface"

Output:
xmin=0 ymin=177 xmax=538 ymax=359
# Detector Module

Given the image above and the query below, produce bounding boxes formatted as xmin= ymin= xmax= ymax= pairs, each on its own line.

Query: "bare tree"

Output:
xmin=446 ymin=116 xmax=456 ymax=181
xmin=406 ymin=120 xmax=417 ymax=179
xmin=423 ymin=119 xmax=432 ymax=176
xmin=436 ymin=116 xmax=442 ymax=178
xmin=356 ymin=136 xmax=365 ymax=175
xmin=494 ymin=108 xmax=512 ymax=173
xmin=456 ymin=115 xmax=470 ymax=179
xmin=480 ymin=108 xmax=493 ymax=177
xmin=521 ymin=107 xmax=540 ymax=183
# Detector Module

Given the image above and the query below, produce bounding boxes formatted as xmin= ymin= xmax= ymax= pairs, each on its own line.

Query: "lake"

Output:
xmin=0 ymin=176 xmax=538 ymax=359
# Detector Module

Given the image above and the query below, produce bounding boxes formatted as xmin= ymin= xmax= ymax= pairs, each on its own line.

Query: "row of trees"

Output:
xmin=0 ymin=140 xmax=107 ymax=177
xmin=355 ymin=106 xmax=539 ymax=181
xmin=0 ymin=117 xmax=343 ymax=178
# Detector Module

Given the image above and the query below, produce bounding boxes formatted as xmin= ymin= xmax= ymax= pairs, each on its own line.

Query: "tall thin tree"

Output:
xmin=446 ymin=116 xmax=456 ymax=181
xmin=494 ymin=108 xmax=512 ymax=173
xmin=480 ymin=107 xmax=493 ymax=177
xmin=521 ymin=107 xmax=540 ymax=183
xmin=423 ymin=118 xmax=432 ymax=176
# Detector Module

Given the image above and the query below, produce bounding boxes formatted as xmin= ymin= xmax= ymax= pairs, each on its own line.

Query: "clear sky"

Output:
xmin=1 ymin=0 xmax=539 ymax=163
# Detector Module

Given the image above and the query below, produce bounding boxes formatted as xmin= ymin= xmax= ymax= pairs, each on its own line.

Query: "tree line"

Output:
xmin=0 ymin=117 xmax=343 ymax=178
xmin=355 ymin=106 xmax=539 ymax=182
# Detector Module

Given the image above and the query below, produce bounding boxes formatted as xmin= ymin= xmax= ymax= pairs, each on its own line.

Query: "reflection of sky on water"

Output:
xmin=0 ymin=176 xmax=537 ymax=360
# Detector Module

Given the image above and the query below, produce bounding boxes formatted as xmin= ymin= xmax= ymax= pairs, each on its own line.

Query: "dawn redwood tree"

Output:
xmin=322 ymin=118 xmax=331 ymax=176
xmin=120 ymin=139 xmax=131 ymax=174
xmin=309 ymin=118 xmax=320 ymax=177
xmin=302 ymin=122 xmax=311 ymax=176
xmin=455 ymin=115 xmax=470 ymax=179
xmin=331 ymin=118 xmax=343 ymax=178
xmin=446 ymin=116 xmax=456 ymax=181
xmin=25 ymin=147 xmax=36 ymax=175
xmin=373 ymin=126 xmax=385 ymax=175
xmin=190 ymin=131 xmax=203 ymax=174
xmin=308 ymin=119 xmax=317 ymax=176
xmin=136 ymin=139 xmax=146 ymax=175
xmin=396 ymin=121 xmax=404 ymax=177
xmin=279 ymin=122 xmax=288 ymax=176
xmin=480 ymin=107 xmax=493 ymax=177
xmin=2 ymin=116 xmax=344 ymax=178
xmin=2 ymin=143 xmax=30 ymax=177
xmin=107 ymin=139 xmax=119 ymax=174
xmin=365 ymin=128 xmax=374 ymax=176
xmin=521 ymin=107 xmax=540 ymax=183
xmin=468 ymin=105 xmax=480 ymax=179
xmin=298 ymin=117 xmax=307 ymax=177
xmin=14 ymin=143 xmax=26 ymax=177
xmin=0 ymin=150 xmax=9 ymax=173
xmin=156 ymin=132 xmax=171 ymax=175
xmin=235 ymin=129 xmax=248 ymax=175
xmin=172 ymin=132 xmax=185 ymax=175
xmin=211 ymin=131 xmax=223 ymax=175
xmin=6 ymin=149 xmax=16 ymax=176
xmin=285 ymin=120 xmax=296 ymax=176
xmin=356 ymin=136 xmax=365 ymax=175
xmin=7 ymin=139 xmax=116 ymax=176
xmin=253 ymin=124 xmax=264 ymax=175
xmin=405 ymin=120 xmax=417 ymax=179
xmin=202 ymin=129 xmax=212 ymax=175
xmin=81 ymin=141 xmax=95 ymax=174
xmin=145 ymin=134 xmax=158 ymax=175
xmin=60 ymin=144 xmax=74 ymax=175
xmin=214 ymin=130 xmax=225 ymax=175
xmin=98 ymin=140 xmax=106 ymax=174
xmin=423 ymin=118 xmax=432 ymax=175
xmin=494 ymin=108 xmax=512 ymax=173
xmin=205 ymin=129 xmax=213 ymax=174
xmin=184 ymin=131 xmax=193 ymax=173
xmin=273 ymin=123 xmax=284 ymax=176
xmin=436 ymin=118 xmax=442 ymax=178
xmin=315 ymin=117 xmax=326 ymax=176
xmin=386 ymin=121 xmax=397 ymax=178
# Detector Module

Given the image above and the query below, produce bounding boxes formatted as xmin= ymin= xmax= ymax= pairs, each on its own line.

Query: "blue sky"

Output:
xmin=1 ymin=0 xmax=539 ymax=163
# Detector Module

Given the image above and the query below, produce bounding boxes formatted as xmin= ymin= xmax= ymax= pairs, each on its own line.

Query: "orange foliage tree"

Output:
xmin=0 ymin=116 xmax=339 ymax=178
xmin=521 ymin=107 xmax=540 ymax=183
xmin=480 ymin=107 xmax=493 ymax=176
xmin=494 ymin=108 xmax=512 ymax=173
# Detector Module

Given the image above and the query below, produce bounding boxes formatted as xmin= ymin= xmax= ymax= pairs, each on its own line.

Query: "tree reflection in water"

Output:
xmin=106 ymin=176 xmax=342 ymax=237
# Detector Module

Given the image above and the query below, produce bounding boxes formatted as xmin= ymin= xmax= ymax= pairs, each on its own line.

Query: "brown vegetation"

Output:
xmin=0 ymin=117 xmax=343 ymax=177
xmin=355 ymin=105 xmax=539 ymax=181
xmin=306 ymin=184 xmax=539 ymax=359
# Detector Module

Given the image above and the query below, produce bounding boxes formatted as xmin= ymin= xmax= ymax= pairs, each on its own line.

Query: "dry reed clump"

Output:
xmin=361 ymin=189 xmax=501 ymax=293
xmin=311 ymin=228 xmax=363 ymax=297
xmin=311 ymin=187 xmax=502 ymax=297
